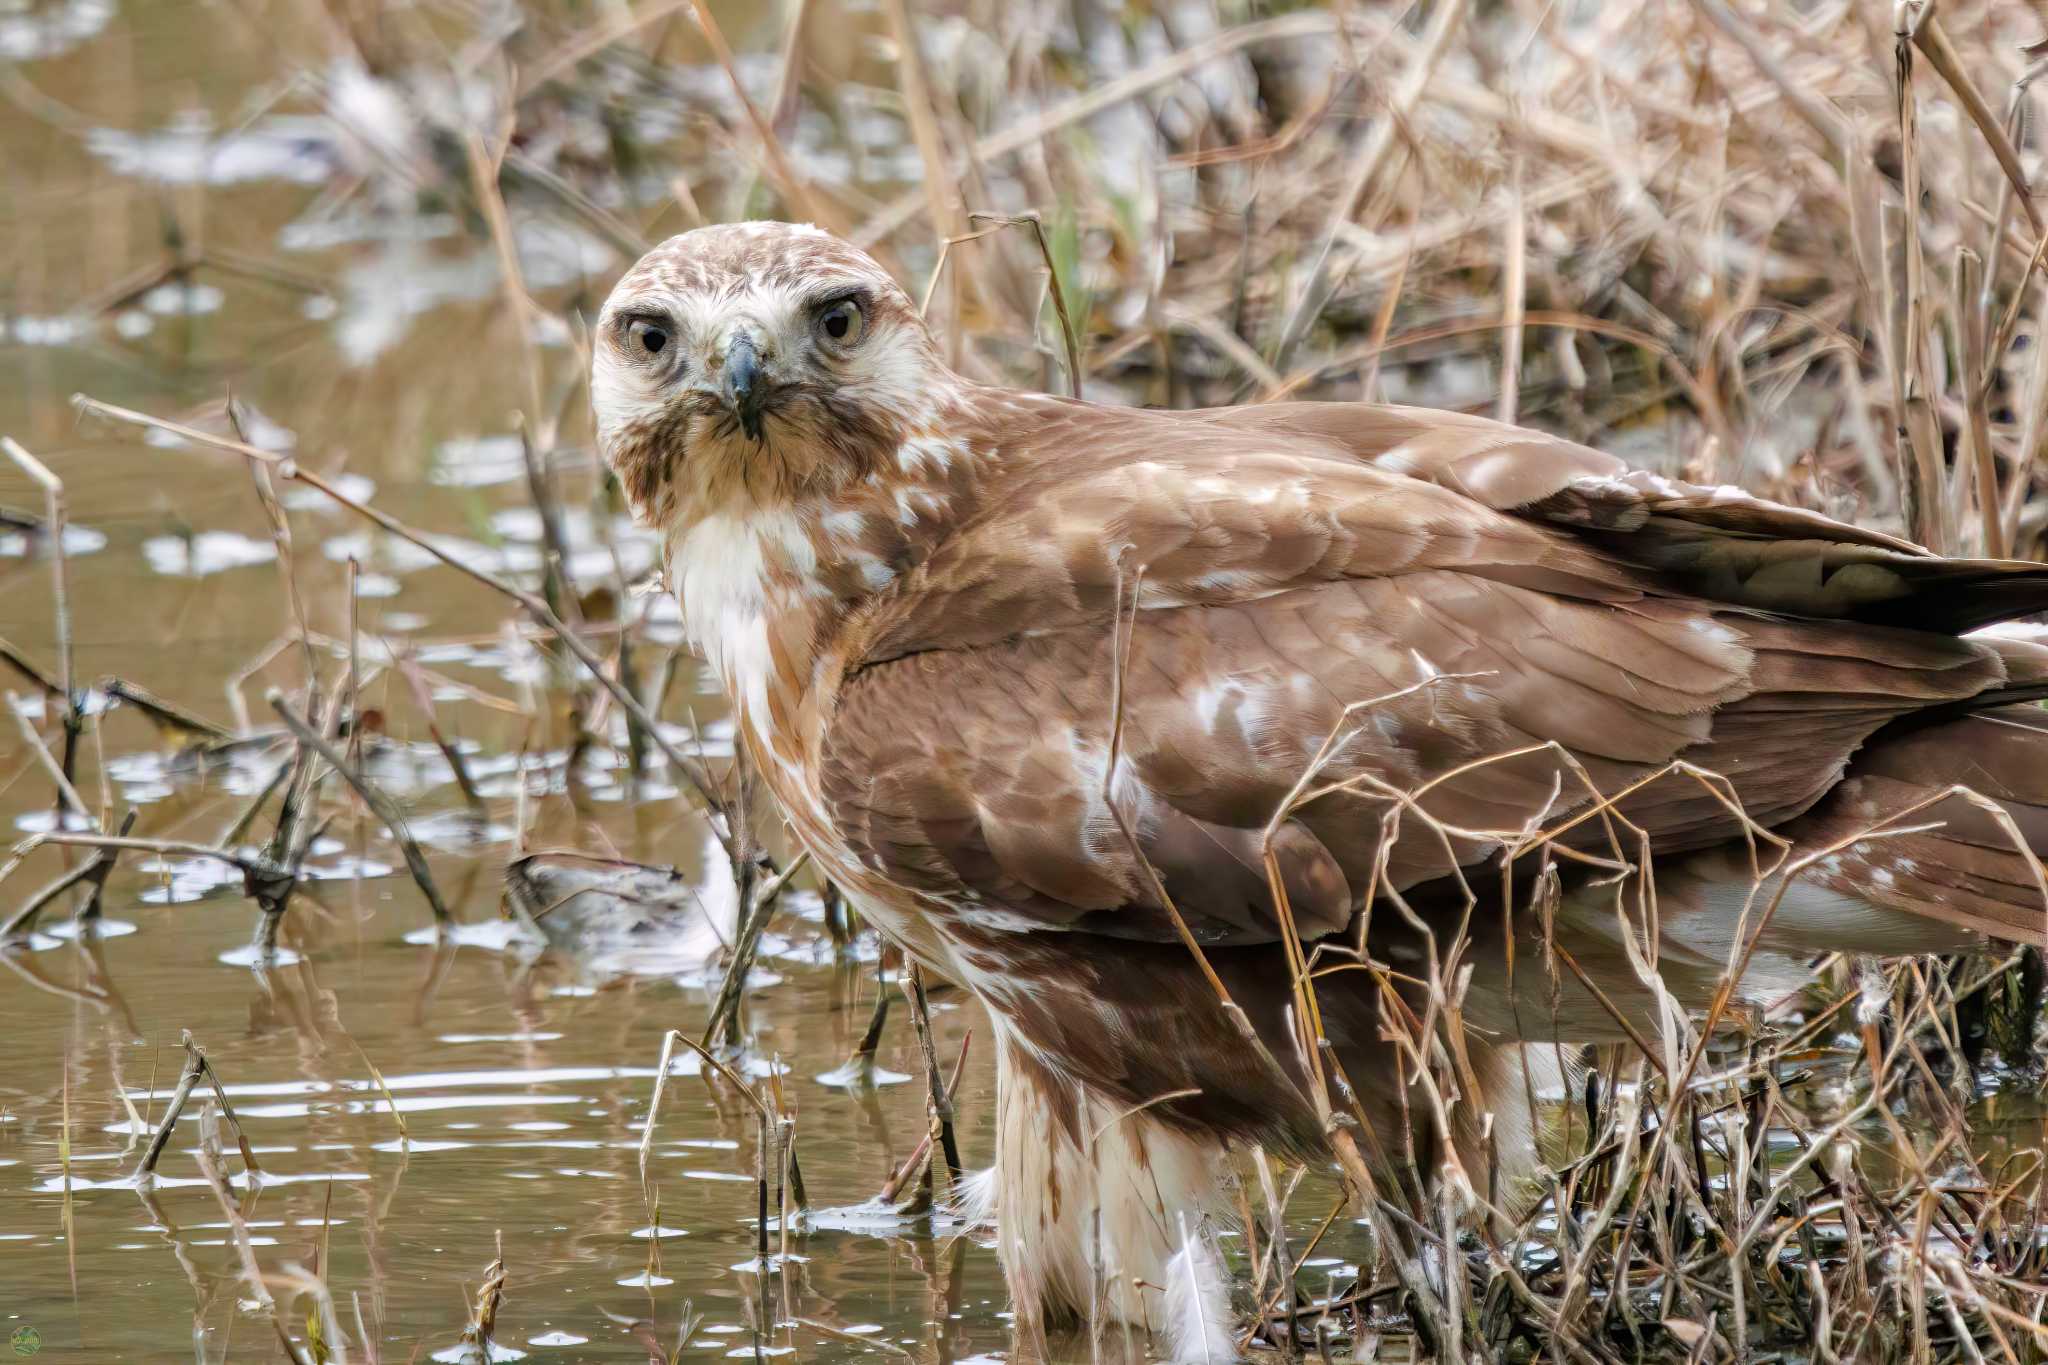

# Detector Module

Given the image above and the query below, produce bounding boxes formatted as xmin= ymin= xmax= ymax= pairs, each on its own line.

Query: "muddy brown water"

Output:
xmin=0 ymin=3 xmax=1055 ymax=1359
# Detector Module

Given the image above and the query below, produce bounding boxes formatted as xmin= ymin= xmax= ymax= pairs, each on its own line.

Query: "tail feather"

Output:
xmin=1160 ymin=1216 xmax=1236 ymax=1365
xmin=1777 ymin=703 xmax=2048 ymax=946
xmin=1466 ymin=697 xmax=2048 ymax=1049
xmin=1768 ymin=625 xmax=2048 ymax=946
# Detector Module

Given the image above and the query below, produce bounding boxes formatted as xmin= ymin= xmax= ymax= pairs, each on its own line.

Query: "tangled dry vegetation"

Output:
xmin=7 ymin=0 xmax=2048 ymax=1359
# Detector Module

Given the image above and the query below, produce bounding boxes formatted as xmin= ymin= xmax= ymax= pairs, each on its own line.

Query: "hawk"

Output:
xmin=593 ymin=221 xmax=2048 ymax=1353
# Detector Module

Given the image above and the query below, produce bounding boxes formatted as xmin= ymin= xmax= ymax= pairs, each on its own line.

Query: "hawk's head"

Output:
xmin=592 ymin=222 xmax=946 ymax=524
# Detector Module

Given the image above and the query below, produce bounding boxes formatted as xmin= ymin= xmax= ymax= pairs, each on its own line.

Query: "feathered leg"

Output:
xmin=985 ymin=1021 xmax=1238 ymax=1362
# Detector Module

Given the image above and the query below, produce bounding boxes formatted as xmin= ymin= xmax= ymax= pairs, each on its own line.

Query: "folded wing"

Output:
xmin=822 ymin=400 xmax=2048 ymax=947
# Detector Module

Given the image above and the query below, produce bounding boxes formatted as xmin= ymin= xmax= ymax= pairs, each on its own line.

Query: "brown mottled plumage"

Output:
xmin=593 ymin=222 xmax=2048 ymax=1349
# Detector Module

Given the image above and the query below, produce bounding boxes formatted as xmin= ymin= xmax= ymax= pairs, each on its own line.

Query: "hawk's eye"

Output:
xmin=817 ymin=298 xmax=864 ymax=346
xmin=626 ymin=317 xmax=669 ymax=356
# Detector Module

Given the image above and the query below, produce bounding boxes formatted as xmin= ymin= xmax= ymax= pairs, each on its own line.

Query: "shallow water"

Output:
xmin=0 ymin=2 xmax=1062 ymax=1358
xmin=0 ymin=872 xmax=1029 ymax=1361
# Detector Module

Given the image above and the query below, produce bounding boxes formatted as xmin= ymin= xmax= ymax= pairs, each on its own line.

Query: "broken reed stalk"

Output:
xmin=755 ymin=1106 xmax=771 ymax=1269
xmin=135 ymin=1031 xmax=261 ymax=1182
xmin=0 ymin=832 xmax=262 ymax=902
xmin=0 ymin=807 xmax=141 ymax=940
xmin=459 ymin=128 xmax=546 ymax=427
xmin=902 ymin=961 xmax=962 ymax=1184
xmin=0 ymin=437 xmax=82 ymax=801
xmin=517 ymin=424 xmax=579 ymax=626
xmin=877 ymin=1030 xmax=971 ymax=1207
xmin=1271 ymin=0 xmax=1470 ymax=374
xmin=640 ymin=1025 xmax=807 ymax=1268
xmin=682 ymin=0 xmax=839 ymax=234
xmin=99 ymin=678 xmax=231 ymax=744
xmin=192 ymin=1108 xmax=308 ymax=1365
xmin=965 ymin=211 xmax=1086 ymax=398
xmin=22 ymin=6 xmax=2048 ymax=1356
xmin=917 ymin=221 xmax=1007 ymax=318
xmin=345 ymin=556 xmax=362 ymax=773
xmin=7 ymin=690 xmax=90 ymax=822
xmin=853 ymin=8 xmax=1378 ymax=247
xmin=0 ymin=635 xmax=63 ymax=702
xmin=1911 ymin=17 xmax=2046 ymax=239
xmin=1134 ymin=623 xmax=2048 ymax=1358
xmin=73 ymin=807 xmax=137 ymax=925
xmin=1250 ymin=1148 xmax=1300 ymax=1360
xmin=459 ymin=1231 xmax=508 ymax=1359
xmin=395 ymin=654 xmax=488 ymax=817
xmin=133 ymin=1044 xmax=203 ymax=1179
xmin=699 ymin=849 xmax=811 ymax=1050
xmin=1 ymin=859 xmax=100 ymax=942
xmin=268 ymin=689 xmax=451 ymax=928
xmin=638 ymin=1026 xmax=685 ymax=1192
xmin=0 ymin=818 xmax=307 ymax=965
xmin=778 ymin=1113 xmax=807 ymax=1225
xmin=231 ymin=404 xmax=321 ymax=691
xmin=844 ymin=950 xmax=894 ymax=1077
xmin=69 ymin=395 xmax=741 ymax=857
xmin=879 ymin=0 xmax=964 ymax=351
xmin=346 ymin=1037 xmax=409 ymax=1145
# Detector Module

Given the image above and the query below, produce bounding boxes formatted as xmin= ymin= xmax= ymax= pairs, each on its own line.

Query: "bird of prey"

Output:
xmin=593 ymin=221 xmax=2048 ymax=1353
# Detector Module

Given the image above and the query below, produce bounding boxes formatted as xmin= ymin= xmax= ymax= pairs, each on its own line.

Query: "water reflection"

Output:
xmin=0 ymin=821 xmax=1042 ymax=1359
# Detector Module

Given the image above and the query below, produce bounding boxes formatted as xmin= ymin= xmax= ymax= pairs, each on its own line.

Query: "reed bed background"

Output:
xmin=4 ymin=0 xmax=2048 ymax=1359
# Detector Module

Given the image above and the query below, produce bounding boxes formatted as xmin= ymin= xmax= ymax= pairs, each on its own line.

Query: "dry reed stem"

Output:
xmin=345 ymin=1038 xmax=409 ymax=1146
xmin=71 ymin=394 xmax=739 ymax=853
xmin=513 ymin=0 xmax=697 ymax=98
xmin=0 ymin=439 xmax=72 ymax=707
xmin=683 ymin=0 xmax=838 ymax=234
xmin=17 ymin=3 xmax=2048 ymax=1356
xmin=269 ymin=690 xmax=451 ymax=928
xmin=854 ymin=11 xmax=1382 ymax=248
xmin=1913 ymin=17 xmax=2045 ymax=239
xmin=902 ymin=962 xmax=963 ymax=1185
xmin=965 ymin=211 xmax=1086 ymax=399
xmin=699 ymin=849 xmax=810 ymax=1049
xmin=458 ymin=1231 xmax=507 ymax=1357
xmin=6 ymin=692 xmax=90 ymax=821
xmin=1273 ymin=0 xmax=1471 ymax=373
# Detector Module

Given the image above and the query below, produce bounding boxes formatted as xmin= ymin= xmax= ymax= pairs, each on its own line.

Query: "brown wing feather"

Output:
xmin=856 ymin=405 xmax=1645 ymax=667
xmin=1186 ymin=400 xmax=2048 ymax=631
xmin=823 ymin=576 xmax=2010 ymax=945
xmin=819 ymin=394 xmax=2042 ymax=947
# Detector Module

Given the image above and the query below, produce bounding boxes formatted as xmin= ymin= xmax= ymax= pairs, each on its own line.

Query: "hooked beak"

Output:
xmin=722 ymin=332 xmax=765 ymax=442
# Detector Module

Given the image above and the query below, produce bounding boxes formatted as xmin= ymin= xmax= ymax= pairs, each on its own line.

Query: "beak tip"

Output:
xmin=723 ymin=333 xmax=766 ymax=442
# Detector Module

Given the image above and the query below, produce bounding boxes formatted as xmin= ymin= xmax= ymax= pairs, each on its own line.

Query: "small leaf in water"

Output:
xmin=306 ymin=1307 xmax=332 ymax=1364
xmin=1662 ymin=1319 xmax=1706 ymax=1348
